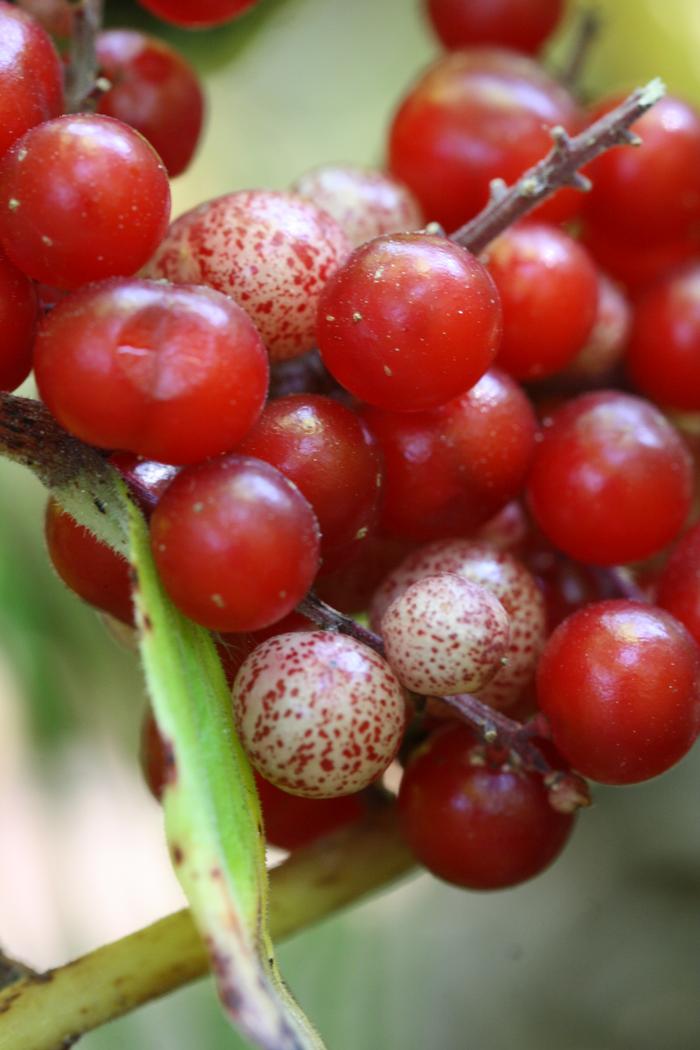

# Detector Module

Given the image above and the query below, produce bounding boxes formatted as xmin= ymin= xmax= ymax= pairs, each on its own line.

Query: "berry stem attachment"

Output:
xmin=64 ymin=0 xmax=105 ymax=113
xmin=451 ymin=78 xmax=666 ymax=255
xmin=297 ymin=592 xmax=385 ymax=653
xmin=0 ymin=806 xmax=413 ymax=1050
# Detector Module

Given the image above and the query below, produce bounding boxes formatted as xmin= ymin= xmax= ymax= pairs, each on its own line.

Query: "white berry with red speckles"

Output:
xmin=232 ymin=631 xmax=406 ymax=799
xmin=381 ymin=573 xmax=510 ymax=695
xmin=372 ymin=540 xmax=546 ymax=710
xmin=291 ymin=164 xmax=424 ymax=248
xmin=144 ymin=190 xmax=351 ymax=361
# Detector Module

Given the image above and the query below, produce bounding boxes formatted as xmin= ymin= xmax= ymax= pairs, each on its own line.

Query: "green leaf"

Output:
xmin=127 ymin=499 xmax=325 ymax=1050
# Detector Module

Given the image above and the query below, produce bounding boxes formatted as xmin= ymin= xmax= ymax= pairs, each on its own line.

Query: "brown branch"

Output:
xmin=451 ymin=78 xmax=665 ymax=256
xmin=297 ymin=592 xmax=385 ymax=653
xmin=64 ymin=0 xmax=104 ymax=113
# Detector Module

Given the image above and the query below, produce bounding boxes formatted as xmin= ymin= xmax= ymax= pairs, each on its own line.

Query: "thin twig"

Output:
xmin=451 ymin=78 xmax=665 ymax=255
xmin=297 ymin=593 xmax=385 ymax=653
xmin=64 ymin=0 xmax=104 ymax=113
xmin=559 ymin=8 xmax=602 ymax=92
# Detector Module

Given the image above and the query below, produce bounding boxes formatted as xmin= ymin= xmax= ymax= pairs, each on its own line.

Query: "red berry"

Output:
xmin=580 ymin=222 xmax=699 ymax=296
xmin=557 ymin=272 xmax=630 ymax=387
xmin=317 ymin=233 xmax=502 ymax=412
xmin=657 ymin=522 xmax=700 ymax=646
xmin=627 ymin=264 xmax=700 ymax=411
xmin=233 ymin=632 xmax=406 ymax=798
xmin=425 ymin=0 xmax=564 ymax=54
xmin=0 ymin=247 xmax=37 ymax=391
xmin=44 ymin=499 xmax=133 ymax=625
xmin=0 ymin=114 xmax=170 ymax=289
xmin=96 ymin=30 xmax=205 ymax=178
xmin=253 ymin=772 xmax=367 ymax=851
xmin=237 ymin=394 xmax=383 ymax=572
xmin=527 ymin=391 xmax=693 ymax=566
xmin=108 ymin=453 xmax=180 ymax=517
xmin=150 ymin=455 xmax=321 ymax=632
xmin=136 ymin=0 xmax=259 ymax=28
xmin=34 ymin=278 xmax=269 ymax=465
xmin=145 ymin=190 xmax=350 ymax=361
xmin=583 ymin=94 xmax=700 ymax=246
xmin=483 ymin=223 xmax=599 ymax=381
xmin=387 ymin=49 xmax=581 ymax=231
xmin=362 ymin=369 xmax=536 ymax=541
xmin=537 ymin=600 xmax=700 ymax=784
xmin=0 ymin=2 xmax=64 ymax=161
xmin=398 ymin=723 xmax=574 ymax=889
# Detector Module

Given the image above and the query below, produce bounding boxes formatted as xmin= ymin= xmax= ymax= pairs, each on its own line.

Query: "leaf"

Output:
xmin=127 ymin=499 xmax=325 ymax=1050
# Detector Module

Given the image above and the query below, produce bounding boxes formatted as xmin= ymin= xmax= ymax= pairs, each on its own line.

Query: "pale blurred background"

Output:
xmin=2 ymin=0 xmax=700 ymax=1047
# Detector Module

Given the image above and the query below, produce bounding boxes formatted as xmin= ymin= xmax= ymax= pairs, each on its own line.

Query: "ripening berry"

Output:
xmin=34 ymin=278 xmax=269 ymax=465
xmin=372 ymin=540 xmax=546 ymax=710
xmin=381 ymin=573 xmax=510 ymax=695
xmin=558 ymin=272 xmax=630 ymax=387
xmin=398 ymin=723 xmax=575 ymax=889
xmin=233 ymin=632 xmax=406 ymax=798
xmin=0 ymin=2 xmax=64 ymax=160
xmin=317 ymin=233 xmax=502 ymax=412
xmin=150 ymin=455 xmax=320 ymax=632
xmin=657 ymin=522 xmax=700 ymax=646
xmin=145 ymin=190 xmax=351 ymax=361
xmin=537 ymin=600 xmax=700 ymax=784
xmin=0 ymin=114 xmax=171 ymax=289
xmin=291 ymin=164 xmax=423 ymax=247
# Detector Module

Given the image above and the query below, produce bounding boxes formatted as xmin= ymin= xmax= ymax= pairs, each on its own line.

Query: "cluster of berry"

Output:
xmin=7 ymin=0 xmax=700 ymax=894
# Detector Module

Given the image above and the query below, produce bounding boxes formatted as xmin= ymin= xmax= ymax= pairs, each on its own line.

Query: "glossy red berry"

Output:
xmin=0 ymin=114 xmax=170 ymax=289
xmin=362 ymin=368 xmax=536 ymax=541
xmin=425 ymin=0 xmax=564 ymax=54
xmin=398 ymin=723 xmax=575 ymax=889
xmin=527 ymin=392 xmax=693 ymax=566
xmin=627 ymin=264 xmax=700 ymax=411
xmin=233 ymin=631 xmax=406 ymax=798
xmin=388 ymin=49 xmax=581 ymax=231
xmin=96 ymin=30 xmax=205 ymax=178
xmin=583 ymin=94 xmax=700 ymax=246
xmin=145 ymin=190 xmax=350 ymax=361
xmin=150 ymin=455 xmax=321 ymax=633
xmin=237 ymin=394 xmax=382 ymax=572
xmin=34 ymin=278 xmax=269 ymax=465
xmin=317 ymin=233 xmax=502 ymax=412
xmin=0 ymin=247 xmax=38 ymax=390
xmin=483 ymin=223 xmax=599 ymax=381
xmin=0 ymin=2 xmax=64 ymax=161
xmin=537 ymin=600 xmax=700 ymax=784
xmin=657 ymin=522 xmax=700 ymax=646
xmin=136 ymin=0 xmax=259 ymax=28
xmin=44 ymin=499 xmax=133 ymax=625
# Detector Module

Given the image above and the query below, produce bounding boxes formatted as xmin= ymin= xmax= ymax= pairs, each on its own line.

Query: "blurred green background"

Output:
xmin=3 ymin=0 xmax=700 ymax=1047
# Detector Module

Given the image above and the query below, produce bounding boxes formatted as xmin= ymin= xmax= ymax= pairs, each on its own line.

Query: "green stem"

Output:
xmin=0 ymin=808 xmax=413 ymax=1050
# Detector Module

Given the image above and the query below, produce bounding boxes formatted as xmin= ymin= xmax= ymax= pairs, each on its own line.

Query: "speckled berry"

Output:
xmin=144 ymin=189 xmax=351 ymax=361
xmin=233 ymin=631 xmax=407 ymax=798
xmin=381 ymin=573 xmax=510 ymax=695
xmin=291 ymin=164 xmax=424 ymax=247
xmin=372 ymin=540 xmax=546 ymax=710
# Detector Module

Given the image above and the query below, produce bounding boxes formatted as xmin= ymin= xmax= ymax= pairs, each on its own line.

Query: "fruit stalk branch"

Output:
xmin=64 ymin=0 xmax=105 ymax=112
xmin=0 ymin=807 xmax=413 ymax=1050
xmin=451 ymin=77 xmax=665 ymax=255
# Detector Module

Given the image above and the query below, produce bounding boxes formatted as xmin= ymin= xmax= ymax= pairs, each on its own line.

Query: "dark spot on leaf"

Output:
xmin=93 ymin=498 xmax=106 ymax=514
xmin=171 ymin=844 xmax=184 ymax=865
